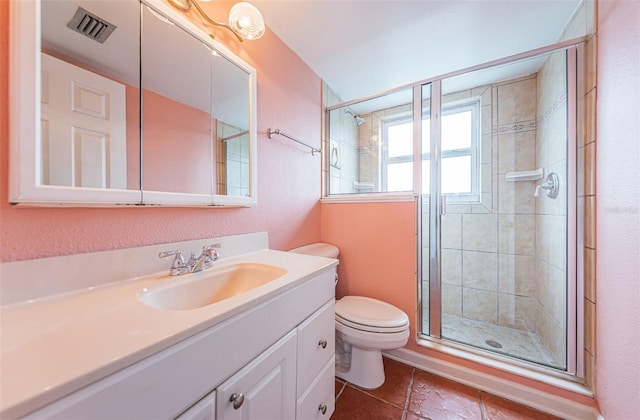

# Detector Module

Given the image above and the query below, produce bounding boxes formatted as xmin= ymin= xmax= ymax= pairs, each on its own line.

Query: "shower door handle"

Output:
xmin=440 ymin=195 xmax=447 ymax=216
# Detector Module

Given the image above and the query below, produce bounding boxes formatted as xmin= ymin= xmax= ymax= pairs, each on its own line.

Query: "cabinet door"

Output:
xmin=216 ymin=331 xmax=296 ymax=420
xmin=177 ymin=390 xmax=216 ymax=420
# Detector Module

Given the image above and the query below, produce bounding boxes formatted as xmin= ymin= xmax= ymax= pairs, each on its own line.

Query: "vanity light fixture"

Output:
xmin=167 ymin=0 xmax=265 ymax=42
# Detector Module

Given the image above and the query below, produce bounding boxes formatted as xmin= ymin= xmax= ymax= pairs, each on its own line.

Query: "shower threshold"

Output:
xmin=441 ymin=314 xmax=563 ymax=369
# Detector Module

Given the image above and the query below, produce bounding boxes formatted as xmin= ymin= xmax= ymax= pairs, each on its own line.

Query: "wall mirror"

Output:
xmin=9 ymin=0 xmax=257 ymax=207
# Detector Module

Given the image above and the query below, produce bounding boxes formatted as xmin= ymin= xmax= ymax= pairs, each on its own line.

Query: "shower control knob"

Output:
xmin=318 ymin=339 xmax=328 ymax=349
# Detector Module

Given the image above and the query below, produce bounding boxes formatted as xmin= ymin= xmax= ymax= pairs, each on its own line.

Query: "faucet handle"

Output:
xmin=203 ymin=243 xmax=221 ymax=261
xmin=158 ymin=250 xmax=187 ymax=275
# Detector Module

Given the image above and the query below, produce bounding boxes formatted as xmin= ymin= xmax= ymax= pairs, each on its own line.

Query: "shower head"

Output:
xmin=345 ymin=109 xmax=364 ymax=126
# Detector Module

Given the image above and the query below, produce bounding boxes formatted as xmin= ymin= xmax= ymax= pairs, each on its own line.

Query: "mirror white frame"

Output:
xmin=9 ymin=0 xmax=258 ymax=207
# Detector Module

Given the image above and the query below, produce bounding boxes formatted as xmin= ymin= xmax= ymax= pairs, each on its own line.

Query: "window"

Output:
xmin=382 ymin=118 xmax=414 ymax=192
xmin=381 ymin=101 xmax=480 ymax=201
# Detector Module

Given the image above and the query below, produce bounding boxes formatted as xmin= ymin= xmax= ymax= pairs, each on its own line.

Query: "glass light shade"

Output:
xmin=228 ymin=2 xmax=265 ymax=40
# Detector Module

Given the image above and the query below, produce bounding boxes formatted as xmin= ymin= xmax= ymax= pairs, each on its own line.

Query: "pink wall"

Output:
xmin=595 ymin=0 xmax=640 ymax=418
xmin=141 ymin=89 xmax=212 ymax=195
xmin=321 ymin=202 xmax=417 ymax=319
xmin=0 ymin=1 xmax=322 ymax=262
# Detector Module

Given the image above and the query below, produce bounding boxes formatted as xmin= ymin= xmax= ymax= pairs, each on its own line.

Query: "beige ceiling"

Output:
xmin=251 ymin=0 xmax=583 ymax=102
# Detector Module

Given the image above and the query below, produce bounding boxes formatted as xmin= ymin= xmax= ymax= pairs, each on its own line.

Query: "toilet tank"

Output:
xmin=289 ymin=243 xmax=339 ymax=259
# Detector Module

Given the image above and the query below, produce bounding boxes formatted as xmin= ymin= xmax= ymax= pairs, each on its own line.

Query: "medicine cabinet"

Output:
xmin=9 ymin=0 xmax=257 ymax=206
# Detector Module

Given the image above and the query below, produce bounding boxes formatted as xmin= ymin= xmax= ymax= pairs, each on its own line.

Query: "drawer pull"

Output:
xmin=318 ymin=339 xmax=328 ymax=349
xmin=318 ymin=404 xmax=328 ymax=415
xmin=230 ymin=392 xmax=244 ymax=409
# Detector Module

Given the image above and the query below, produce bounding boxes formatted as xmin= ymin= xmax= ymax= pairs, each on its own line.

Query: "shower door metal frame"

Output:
xmin=427 ymin=80 xmax=442 ymax=339
xmin=417 ymin=40 xmax=586 ymax=381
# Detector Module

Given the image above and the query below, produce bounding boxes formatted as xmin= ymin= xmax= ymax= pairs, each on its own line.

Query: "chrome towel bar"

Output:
xmin=267 ymin=128 xmax=321 ymax=156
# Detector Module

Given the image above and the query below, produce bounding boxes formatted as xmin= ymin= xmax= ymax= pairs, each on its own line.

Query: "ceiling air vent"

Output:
xmin=67 ymin=7 xmax=117 ymax=44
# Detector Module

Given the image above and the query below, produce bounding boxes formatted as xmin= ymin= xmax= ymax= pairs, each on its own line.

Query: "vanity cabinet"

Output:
xmin=183 ymin=301 xmax=336 ymax=420
xmin=22 ymin=268 xmax=336 ymax=419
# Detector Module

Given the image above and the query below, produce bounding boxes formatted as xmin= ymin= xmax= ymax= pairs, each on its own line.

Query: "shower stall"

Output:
xmin=326 ymin=42 xmax=583 ymax=375
xmin=423 ymin=46 xmax=577 ymax=371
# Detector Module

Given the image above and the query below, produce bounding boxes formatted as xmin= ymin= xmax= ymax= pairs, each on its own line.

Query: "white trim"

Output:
xmin=320 ymin=193 xmax=416 ymax=204
xmin=384 ymin=347 xmax=599 ymax=420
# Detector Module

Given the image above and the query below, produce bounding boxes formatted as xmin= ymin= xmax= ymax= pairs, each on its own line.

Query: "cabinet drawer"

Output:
xmin=297 ymin=356 xmax=335 ymax=420
xmin=296 ymin=299 xmax=335 ymax=395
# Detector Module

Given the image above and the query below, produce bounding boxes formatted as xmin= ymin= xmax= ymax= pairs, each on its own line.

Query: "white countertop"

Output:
xmin=0 ymin=249 xmax=337 ymax=418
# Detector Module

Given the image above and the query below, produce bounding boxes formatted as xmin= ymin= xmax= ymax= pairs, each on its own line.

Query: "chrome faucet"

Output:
xmin=159 ymin=243 xmax=221 ymax=276
xmin=189 ymin=244 xmax=221 ymax=272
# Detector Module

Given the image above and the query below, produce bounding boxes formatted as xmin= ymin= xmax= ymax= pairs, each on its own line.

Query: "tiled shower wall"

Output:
xmin=440 ymin=77 xmax=540 ymax=335
xmin=531 ymin=0 xmax=596 ymax=378
xmin=357 ymin=103 xmax=412 ymax=192
xmin=324 ymin=84 xmax=359 ymax=194
xmin=216 ymin=120 xmax=250 ymax=197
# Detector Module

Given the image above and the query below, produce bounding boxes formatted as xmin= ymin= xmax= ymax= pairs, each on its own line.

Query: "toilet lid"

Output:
xmin=335 ymin=296 xmax=409 ymax=332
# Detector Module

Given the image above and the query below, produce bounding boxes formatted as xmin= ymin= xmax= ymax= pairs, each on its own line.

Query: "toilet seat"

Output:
xmin=335 ymin=296 xmax=409 ymax=333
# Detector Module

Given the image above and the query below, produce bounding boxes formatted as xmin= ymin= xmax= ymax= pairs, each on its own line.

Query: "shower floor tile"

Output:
xmin=441 ymin=314 xmax=561 ymax=368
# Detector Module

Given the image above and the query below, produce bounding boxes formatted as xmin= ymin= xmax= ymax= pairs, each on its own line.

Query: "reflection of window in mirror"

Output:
xmin=216 ymin=120 xmax=250 ymax=197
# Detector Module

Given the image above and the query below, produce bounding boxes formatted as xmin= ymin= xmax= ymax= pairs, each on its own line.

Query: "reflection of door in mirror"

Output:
xmin=216 ymin=121 xmax=250 ymax=197
xmin=41 ymin=54 xmax=127 ymax=189
xmin=40 ymin=0 xmax=141 ymax=191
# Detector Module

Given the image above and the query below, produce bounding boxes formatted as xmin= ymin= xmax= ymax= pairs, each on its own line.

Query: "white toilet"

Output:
xmin=289 ymin=243 xmax=410 ymax=389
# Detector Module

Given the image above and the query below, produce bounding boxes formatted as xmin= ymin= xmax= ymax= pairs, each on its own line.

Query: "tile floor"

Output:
xmin=331 ymin=357 xmax=562 ymax=420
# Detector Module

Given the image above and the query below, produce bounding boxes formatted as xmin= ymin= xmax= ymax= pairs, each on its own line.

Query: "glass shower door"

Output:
xmin=422 ymin=48 xmax=576 ymax=371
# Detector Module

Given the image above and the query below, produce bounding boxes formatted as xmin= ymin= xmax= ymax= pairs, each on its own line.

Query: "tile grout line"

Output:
xmin=401 ymin=367 xmax=416 ymax=420
xmin=479 ymin=390 xmax=487 ymax=420
xmin=335 ymin=380 xmax=346 ymax=402
xmin=350 ymin=383 xmax=404 ymax=408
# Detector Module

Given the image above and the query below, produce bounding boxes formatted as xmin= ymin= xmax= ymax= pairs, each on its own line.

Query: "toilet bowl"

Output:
xmin=289 ymin=243 xmax=410 ymax=389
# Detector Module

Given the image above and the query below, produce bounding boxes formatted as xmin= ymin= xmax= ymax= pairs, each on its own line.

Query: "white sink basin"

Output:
xmin=137 ymin=263 xmax=288 ymax=311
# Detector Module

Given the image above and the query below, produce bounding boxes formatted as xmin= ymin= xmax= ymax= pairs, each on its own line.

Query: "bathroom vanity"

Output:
xmin=0 ymin=233 xmax=337 ymax=419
